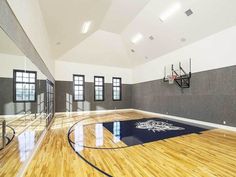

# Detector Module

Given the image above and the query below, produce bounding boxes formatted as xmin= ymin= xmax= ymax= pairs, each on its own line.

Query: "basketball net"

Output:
xmin=167 ymin=75 xmax=176 ymax=84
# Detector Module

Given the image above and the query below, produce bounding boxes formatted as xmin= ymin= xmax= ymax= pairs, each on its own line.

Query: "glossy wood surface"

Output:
xmin=22 ymin=111 xmax=236 ymax=177
xmin=0 ymin=116 xmax=46 ymax=177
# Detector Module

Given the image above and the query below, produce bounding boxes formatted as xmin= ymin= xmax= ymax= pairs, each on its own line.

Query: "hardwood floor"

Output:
xmin=0 ymin=116 xmax=46 ymax=177
xmin=22 ymin=111 xmax=236 ymax=177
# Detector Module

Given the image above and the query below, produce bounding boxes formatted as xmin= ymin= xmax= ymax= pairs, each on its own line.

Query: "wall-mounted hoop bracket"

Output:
xmin=163 ymin=58 xmax=192 ymax=88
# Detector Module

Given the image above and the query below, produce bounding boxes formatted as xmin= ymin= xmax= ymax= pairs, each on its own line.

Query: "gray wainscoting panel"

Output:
xmin=132 ymin=65 xmax=236 ymax=127
xmin=55 ymin=81 xmax=132 ymax=112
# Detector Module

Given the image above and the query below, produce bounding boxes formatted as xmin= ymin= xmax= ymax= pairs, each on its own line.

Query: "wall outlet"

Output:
xmin=223 ymin=121 xmax=226 ymax=125
xmin=166 ymin=112 xmax=168 ymax=115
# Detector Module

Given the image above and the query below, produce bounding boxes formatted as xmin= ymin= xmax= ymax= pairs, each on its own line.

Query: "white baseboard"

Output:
xmin=134 ymin=109 xmax=236 ymax=132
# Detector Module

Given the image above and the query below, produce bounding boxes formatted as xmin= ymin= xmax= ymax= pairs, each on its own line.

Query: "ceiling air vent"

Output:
xmin=149 ymin=35 xmax=154 ymax=40
xmin=180 ymin=38 xmax=186 ymax=42
xmin=185 ymin=9 xmax=193 ymax=16
xmin=131 ymin=49 xmax=135 ymax=53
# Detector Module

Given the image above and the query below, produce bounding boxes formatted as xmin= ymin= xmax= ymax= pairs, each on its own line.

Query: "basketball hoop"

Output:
xmin=167 ymin=75 xmax=176 ymax=84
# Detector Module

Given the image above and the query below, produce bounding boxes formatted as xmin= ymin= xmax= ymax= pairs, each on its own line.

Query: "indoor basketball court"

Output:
xmin=1 ymin=0 xmax=236 ymax=176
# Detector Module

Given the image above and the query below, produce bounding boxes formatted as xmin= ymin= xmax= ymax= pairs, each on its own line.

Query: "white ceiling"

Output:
xmin=38 ymin=0 xmax=236 ymax=68
xmin=122 ymin=0 xmax=236 ymax=65
xmin=39 ymin=0 xmax=112 ymax=58
xmin=58 ymin=30 xmax=133 ymax=67
xmin=100 ymin=0 xmax=149 ymax=34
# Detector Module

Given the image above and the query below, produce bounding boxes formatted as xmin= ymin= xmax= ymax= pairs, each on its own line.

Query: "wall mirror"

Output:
xmin=0 ymin=27 xmax=52 ymax=156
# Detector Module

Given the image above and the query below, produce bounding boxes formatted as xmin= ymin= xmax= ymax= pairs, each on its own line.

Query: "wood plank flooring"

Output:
xmin=1 ymin=111 xmax=236 ymax=177
xmin=22 ymin=111 xmax=236 ymax=177
xmin=0 ymin=116 xmax=46 ymax=177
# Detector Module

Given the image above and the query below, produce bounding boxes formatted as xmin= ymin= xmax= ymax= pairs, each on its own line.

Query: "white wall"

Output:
xmin=56 ymin=25 xmax=236 ymax=84
xmin=6 ymin=0 xmax=236 ymax=85
xmin=55 ymin=60 xmax=132 ymax=84
xmin=7 ymin=0 xmax=54 ymax=76
xmin=0 ymin=53 xmax=46 ymax=79
xmin=132 ymin=25 xmax=236 ymax=83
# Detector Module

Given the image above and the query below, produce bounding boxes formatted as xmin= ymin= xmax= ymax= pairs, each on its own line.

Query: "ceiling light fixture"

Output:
xmin=131 ymin=33 xmax=143 ymax=44
xmin=159 ymin=2 xmax=181 ymax=22
xmin=81 ymin=21 xmax=92 ymax=34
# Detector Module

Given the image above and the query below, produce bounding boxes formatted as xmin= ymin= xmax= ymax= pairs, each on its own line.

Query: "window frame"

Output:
xmin=112 ymin=77 xmax=122 ymax=101
xmin=73 ymin=74 xmax=85 ymax=101
xmin=13 ymin=69 xmax=37 ymax=103
xmin=46 ymin=79 xmax=54 ymax=126
xmin=94 ymin=76 xmax=105 ymax=101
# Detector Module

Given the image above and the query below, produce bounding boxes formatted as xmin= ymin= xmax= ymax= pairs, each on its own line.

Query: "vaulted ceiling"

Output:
xmin=38 ymin=0 xmax=236 ymax=68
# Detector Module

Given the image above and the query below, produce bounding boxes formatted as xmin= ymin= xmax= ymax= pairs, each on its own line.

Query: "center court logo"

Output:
xmin=136 ymin=120 xmax=185 ymax=133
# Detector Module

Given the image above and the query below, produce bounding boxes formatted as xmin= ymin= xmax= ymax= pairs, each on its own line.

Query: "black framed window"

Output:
xmin=94 ymin=76 xmax=104 ymax=101
xmin=112 ymin=77 xmax=122 ymax=101
xmin=13 ymin=70 xmax=37 ymax=102
xmin=46 ymin=80 xmax=54 ymax=126
xmin=73 ymin=75 xmax=85 ymax=101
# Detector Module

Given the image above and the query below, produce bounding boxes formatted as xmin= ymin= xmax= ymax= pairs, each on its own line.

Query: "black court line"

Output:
xmin=103 ymin=117 xmax=210 ymax=146
xmin=67 ymin=117 xmax=113 ymax=177
xmin=68 ymin=117 xmax=149 ymax=150
xmin=67 ymin=116 xmax=211 ymax=177
xmin=68 ymin=117 xmax=210 ymax=149
xmin=0 ymin=125 xmax=15 ymax=151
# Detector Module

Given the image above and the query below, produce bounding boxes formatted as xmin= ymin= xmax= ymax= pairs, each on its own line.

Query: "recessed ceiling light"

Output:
xmin=81 ymin=21 xmax=92 ymax=34
xmin=159 ymin=2 xmax=181 ymax=22
xmin=185 ymin=9 xmax=193 ymax=16
xmin=131 ymin=33 xmax=143 ymax=44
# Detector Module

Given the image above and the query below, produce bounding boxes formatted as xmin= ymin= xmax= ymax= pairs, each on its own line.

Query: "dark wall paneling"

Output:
xmin=55 ymin=81 xmax=132 ymax=112
xmin=0 ymin=78 xmax=46 ymax=115
xmin=0 ymin=0 xmax=54 ymax=82
xmin=132 ymin=65 xmax=236 ymax=127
